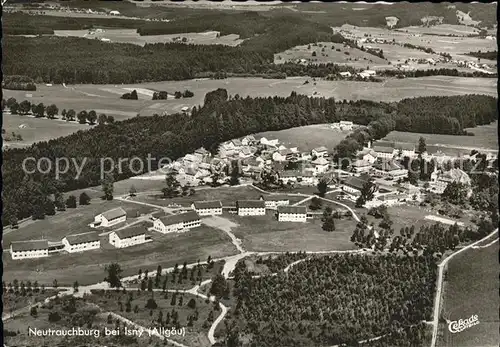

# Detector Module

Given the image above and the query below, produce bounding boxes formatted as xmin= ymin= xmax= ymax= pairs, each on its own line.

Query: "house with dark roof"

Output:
xmin=191 ymin=201 xmax=223 ymax=216
xmin=373 ymin=145 xmax=395 ymax=159
xmin=277 ymin=206 xmax=307 ymax=222
xmin=62 ymin=231 xmax=100 ymax=253
xmin=10 ymin=240 xmax=49 ymax=260
xmin=373 ymin=161 xmax=408 ymax=179
xmin=236 ymin=200 xmax=266 ymax=216
xmin=109 ymin=225 xmax=148 ymax=248
xmin=342 ymin=176 xmax=371 ymax=199
xmin=93 ymin=207 xmax=126 ymax=227
xmin=394 ymin=142 xmax=416 ymax=157
xmin=153 ymin=211 xmax=201 ymax=233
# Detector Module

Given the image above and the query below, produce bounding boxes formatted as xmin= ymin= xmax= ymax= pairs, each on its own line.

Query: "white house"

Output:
xmin=373 ymin=145 xmax=395 ymax=159
xmin=109 ymin=227 xmax=148 ymax=248
xmin=192 ymin=201 xmax=223 ymax=216
xmin=312 ymin=146 xmax=328 ymax=158
xmin=394 ymin=142 xmax=416 ymax=158
xmin=311 ymin=157 xmax=330 ymax=173
xmin=272 ymin=151 xmax=288 ymax=162
xmin=109 ymin=10 xmax=121 ymax=15
xmin=236 ymin=200 xmax=266 ymax=216
xmin=153 ymin=211 xmax=201 ymax=233
xmin=352 ymin=160 xmax=372 ymax=173
xmin=93 ymin=207 xmax=127 ymax=228
xmin=356 ymin=148 xmax=378 ymax=164
xmin=260 ymin=137 xmax=279 ymax=147
xmin=242 ymin=135 xmax=256 ymax=146
xmin=10 ymin=240 xmax=49 ymax=260
xmin=342 ymin=176 xmax=370 ymax=199
xmin=277 ymin=206 xmax=307 ymax=222
xmin=259 ymin=196 xmax=289 ymax=209
xmin=62 ymin=231 xmax=100 ymax=253
xmin=431 ymin=168 xmax=471 ymax=194
xmin=280 ymin=170 xmax=301 ymax=184
xmin=339 ymin=71 xmax=352 ymax=78
xmin=372 ymin=161 xmax=408 ymax=180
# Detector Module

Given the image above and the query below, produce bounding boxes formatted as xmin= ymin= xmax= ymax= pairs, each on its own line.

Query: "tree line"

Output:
xmin=2 ymin=75 xmax=36 ymax=91
xmin=379 ymin=68 xmax=497 ymax=79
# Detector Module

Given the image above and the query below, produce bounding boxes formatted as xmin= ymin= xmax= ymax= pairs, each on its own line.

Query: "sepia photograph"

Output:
xmin=1 ymin=1 xmax=498 ymax=347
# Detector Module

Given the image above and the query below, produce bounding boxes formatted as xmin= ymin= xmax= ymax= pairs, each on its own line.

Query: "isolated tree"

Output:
xmin=129 ymin=185 xmax=137 ymax=197
xmin=442 ymin=182 xmax=469 ymax=206
xmin=73 ymin=281 xmax=79 ymax=292
xmin=317 ymin=179 xmax=328 ymax=197
xmin=229 ymin=165 xmax=240 ymax=186
xmin=98 ymin=113 xmax=107 ymax=125
xmin=66 ymin=109 xmax=76 ymax=121
xmin=209 ymin=274 xmax=230 ymax=300
xmin=322 ymin=206 xmax=333 ymax=222
xmin=174 ymin=91 xmax=182 ymax=99
xmin=46 ymin=104 xmax=59 ymax=119
xmin=87 ymin=110 xmax=97 ymax=125
xmin=61 ymin=109 xmax=67 ymax=120
xmin=65 ymin=195 xmax=77 ymax=208
xmin=418 ymin=136 xmax=427 ymax=154
xmin=183 ymin=90 xmax=194 ymax=98
xmin=6 ymin=97 xmax=17 ymax=108
xmin=145 ymin=297 xmax=158 ymax=310
xmin=54 ymin=192 xmax=65 ymax=211
xmin=104 ymin=263 xmax=123 ymax=288
xmin=131 ymin=90 xmax=138 ymax=100
xmin=309 ymin=197 xmax=323 ymax=210
xmin=9 ymin=101 xmax=20 ymax=114
xmin=322 ymin=216 xmax=336 ymax=232
xmin=53 ymin=279 xmax=58 ymax=288
xmin=162 ymin=171 xmax=180 ymax=198
xmin=30 ymin=306 xmax=38 ymax=317
xmin=101 ymin=173 xmax=114 ymax=200
xmin=44 ymin=200 xmax=56 ymax=216
xmin=79 ymin=192 xmax=91 ymax=205
xmin=77 ymin=110 xmax=88 ymax=124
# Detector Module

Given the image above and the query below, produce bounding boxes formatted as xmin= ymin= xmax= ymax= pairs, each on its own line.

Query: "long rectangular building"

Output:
xmin=153 ymin=211 xmax=201 ymax=233
xmin=236 ymin=200 xmax=266 ymax=216
xmin=277 ymin=206 xmax=307 ymax=222
xmin=10 ymin=240 xmax=49 ymax=260
xmin=191 ymin=201 xmax=223 ymax=216
xmin=62 ymin=231 xmax=100 ymax=253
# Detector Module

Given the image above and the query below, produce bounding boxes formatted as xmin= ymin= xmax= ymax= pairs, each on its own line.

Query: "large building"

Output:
xmin=93 ymin=207 xmax=126 ymax=228
xmin=153 ymin=211 xmax=201 ymax=233
xmin=62 ymin=231 xmax=100 ymax=253
xmin=10 ymin=240 xmax=49 ymax=260
xmin=431 ymin=168 xmax=471 ymax=194
xmin=259 ymin=196 xmax=290 ymax=209
xmin=109 ymin=227 xmax=147 ymax=248
xmin=192 ymin=201 xmax=223 ymax=216
xmin=342 ymin=176 xmax=370 ymax=199
xmin=312 ymin=146 xmax=328 ymax=158
xmin=373 ymin=145 xmax=395 ymax=159
xmin=372 ymin=161 xmax=408 ymax=180
xmin=277 ymin=206 xmax=307 ymax=222
xmin=236 ymin=200 xmax=266 ymax=216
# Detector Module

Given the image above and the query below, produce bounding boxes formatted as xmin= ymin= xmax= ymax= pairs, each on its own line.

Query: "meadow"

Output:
xmin=53 ymin=28 xmax=243 ymax=47
xmin=437 ymin=243 xmax=499 ymax=347
xmin=3 ymin=224 xmax=238 ymax=286
xmin=383 ymin=121 xmax=498 ymax=151
xmin=4 ymin=76 xmax=495 ymax=148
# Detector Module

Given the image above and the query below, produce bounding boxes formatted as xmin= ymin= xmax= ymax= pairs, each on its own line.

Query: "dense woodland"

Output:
xmin=2 ymin=92 xmax=497 ymax=224
xmin=222 ymin=253 xmax=437 ymax=347
xmin=466 ymin=50 xmax=497 ymax=60
xmin=2 ymin=75 xmax=37 ymax=91
xmin=379 ymin=68 xmax=497 ymax=79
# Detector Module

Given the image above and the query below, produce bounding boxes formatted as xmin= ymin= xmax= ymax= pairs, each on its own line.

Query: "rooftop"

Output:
xmin=237 ymin=200 xmax=266 ymax=209
xmin=343 ymin=176 xmax=370 ymax=190
xmin=114 ymin=225 xmax=147 ymax=239
xmin=193 ymin=200 xmax=222 ymax=209
xmin=101 ymin=207 xmax=127 ymax=221
xmin=373 ymin=145 xmax=395 ymax=154
xmin=158 ymin=211 xmax=201 ymax=226
xmin=277 ymin=206 xmax=307 ymax=214
xmin=64 ymin=231 xmax=100 ymax=245
xmin=11 ymin=240 xmax=49 ymax=252
xmin=313 ymin=146 xmax=328 ymax=153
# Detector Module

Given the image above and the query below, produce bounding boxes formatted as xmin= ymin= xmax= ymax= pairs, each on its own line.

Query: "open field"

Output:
xmin=225 ymin=213 xmax=357 ymax=252
xmin=3 ymin=76 xmax=496 ymax=148
xmin=3 ymin=224 xmax=238 ymax=286
xmin=254 ymin=123 xmax=350 ymax=151
xmin=274 ymin=41 xmax=387 ymax=68
xmin=396 ymin=24 xmax=480 ymax=36
xmin=53 ymin=29 xmax=243 ymax=47
xmin=383 ymin=121 xmax=499 ymax=151
xmin=88 ymin=289 xmax=213 ymax=347
xmin=3 ymin=289 xmax=60 ymax=315
xmin=437 ymin=244 xmax=499 ymax=347
xmin=3 ymin=200 xmax=158 ymax=245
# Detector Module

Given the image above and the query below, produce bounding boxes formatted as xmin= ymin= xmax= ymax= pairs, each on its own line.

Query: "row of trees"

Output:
xmin=3 ymin=97 xmax=115 ymax=124
xmin=2 ymin=75 xmax=36 ymax=91
xmin=152 ymin=89 xmax=194 ymax=100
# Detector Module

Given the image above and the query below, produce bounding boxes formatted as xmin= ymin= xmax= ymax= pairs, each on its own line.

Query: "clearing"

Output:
xmin=53 ymin=28 xmax=244 ymax=47
xmin=437 ymin=243 xmax=499 ymax=347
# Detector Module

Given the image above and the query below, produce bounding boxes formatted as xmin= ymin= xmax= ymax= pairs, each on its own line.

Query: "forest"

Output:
xmin=221 ymin=253 xmax=437 ymax=347
xmin=379 ymin=68 xmax=497 ymax=79
xmin=2 ymin=92 xmax=497 ymax=224
xmin=466 ymin=50 xmax=498 ymax=60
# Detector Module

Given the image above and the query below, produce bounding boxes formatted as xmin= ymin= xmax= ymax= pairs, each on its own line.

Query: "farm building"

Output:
xmin=192 ymin=201 xmax=223 ymax=216
xmin=109 ymin=10 xmax=120 ymax=15
xmin=236 ymin=200 xmax=266 ymax=216
xmin=153 ymin=211 xmax=201 ymax=233
xmin=62 ymin=231 xmax=100 ymax=253
xmin=372 ymin=161 xmax=408 ymax=180
xmin=312 ymin=146 xmax=328 ymax=158
xmin=394 ymin=142 xmax=416 ymax=158
xmin=339 ymin=72 xmax=352 ymax=78
xmin=277 ymin=206 xmax=307 ymax=222
xmin=431 ymin=168 xmax=471 ymax=194
xmin=10 ymin=240 xmax=49 ymax=260
xmin=373 ymin=145 xmax=395 ymax=159
xmin=311 ymin=157 xmax=330 ymax=173
xmin=342 ymin=176 xmax=371 ymax=200
xmin=93 ymin=207 xmax=126 ymax=228
xmin=109 ymin=227 xmax=148 ymax=248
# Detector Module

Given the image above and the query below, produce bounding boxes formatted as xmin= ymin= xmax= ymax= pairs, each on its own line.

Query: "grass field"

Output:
xmin=437 ymin=243 xmax=499 ymax=347
xmin=87 ymin=290 xmax=213 ymax=347
xmin=254 ymin=123 xmax=350 ymax=151
xmin=53 ymin=28 xmax=243 ymax=47
xmin=383 ymin=121 xmax=498 ymax=151
xmin=3 ymin=224 xmax=238 ymax=286
xmin=3 ymin=77 xmax=496 ymax=148
xmin=2 ymin=289 xmax=60 ymax=315
xmin=3 ymin=199 xmax=158 ymax=245
xmin=274 ymin=41 xmax=387 ymax=68
xmin=226 ymin=212 xmax=357 ymax=252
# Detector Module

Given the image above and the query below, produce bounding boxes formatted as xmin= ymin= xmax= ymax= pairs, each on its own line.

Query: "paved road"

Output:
xmin=430 ymin=228 xmax=498 ymax=347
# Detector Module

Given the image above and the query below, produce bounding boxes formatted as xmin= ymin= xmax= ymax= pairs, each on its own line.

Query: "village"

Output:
xmin=8 ymin=119 xmax=497 ymax=261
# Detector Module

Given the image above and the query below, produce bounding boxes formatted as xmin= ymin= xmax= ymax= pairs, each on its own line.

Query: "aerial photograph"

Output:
xmin=1 ymin=1 xmax=498 ymax=347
